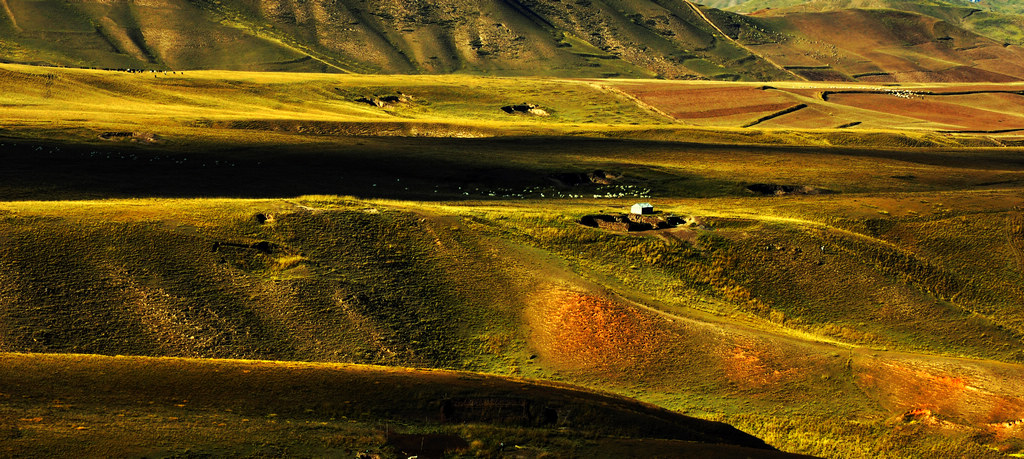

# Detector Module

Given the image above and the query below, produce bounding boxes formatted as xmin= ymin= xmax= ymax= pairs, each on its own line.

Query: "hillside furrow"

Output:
xmin=125 ymin=4 xmax=160 ymax=65
xmin=1007 ymin=211 xmax=1024 ymax=278
xmin=191 ymin=0 xmax=362 ymax=73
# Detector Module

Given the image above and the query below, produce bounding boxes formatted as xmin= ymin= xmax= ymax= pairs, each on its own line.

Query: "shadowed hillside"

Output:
xmin=0 ymin=353 xmax=813 ymax=458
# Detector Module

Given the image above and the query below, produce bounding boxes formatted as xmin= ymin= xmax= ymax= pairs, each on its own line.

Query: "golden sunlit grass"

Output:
xmin=3 ymin=63 xmax=1024 ymax=458
xmin=0 ymin=63 xmax=665 ymax=133
xmin=2 ymin=188 xmax=1024 ymax=457
xmin=4 ymin=63 xmax=1024 ymax=149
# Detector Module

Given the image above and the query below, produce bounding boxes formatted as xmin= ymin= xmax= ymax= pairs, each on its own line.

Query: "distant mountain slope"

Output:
xmin=714 ymin=0 xmax=1024 ymax=16
xmin=0 ymin=0 xmax=790 ymax=79
xmin=728 ymin=0 xmax=1024 ymax=45
xmin=743 ymin=7 xmax=1024 ymax=81
xmin=0 ymin=0 xmax=322 ymax=71
xmin=0 ymin=0 xmax=1022 ymax=81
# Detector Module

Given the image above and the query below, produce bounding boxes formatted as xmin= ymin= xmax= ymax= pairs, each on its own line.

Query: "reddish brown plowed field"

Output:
xmin=607 ymin=80 xmax=1024 ymax=132
xmin=829 ymin=93 xmax=1024 ymax=130
xmin=673 ymin=103 xmax=795 ymax=120
xmin=749 ymin=9 xmax=1024 ymax=83
xmin=941 ymin=92 xmax=1024 ymax=113
xmin=755 ymin=105 xmax=850 ymax=129
xmin=623 ymin=85 xmax=796 ymax=117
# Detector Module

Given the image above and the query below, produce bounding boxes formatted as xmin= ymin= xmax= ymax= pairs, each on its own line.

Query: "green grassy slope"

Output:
xmin=0 ymin=64 xmax=667 ymax=131
xmin=3 ymin=189 xmax=1022 ymax=364
xmin=0 ymin=199 xmax=528 ymax=370
xmin=2 ymin=192 xmax=1023 ymax=457
xmin=5 ymin=64 xmax=1024 ymax=151
xmin=3 ymin=66 xmax=1024 ymax=457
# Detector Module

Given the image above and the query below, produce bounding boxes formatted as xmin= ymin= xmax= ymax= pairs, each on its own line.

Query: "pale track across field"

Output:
xmin=682 ymin=0 xmax=805 ymax=81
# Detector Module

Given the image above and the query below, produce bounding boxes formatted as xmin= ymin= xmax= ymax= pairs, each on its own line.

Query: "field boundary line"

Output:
xmin=742 ymin=103 xmax=807 ymax=128
xmin=592 ymin=83 xmax=680 ymax=123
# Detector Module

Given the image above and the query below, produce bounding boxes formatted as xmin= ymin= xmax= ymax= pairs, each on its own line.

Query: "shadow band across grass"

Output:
xmin=0 ymin=136 xmax=743 ymax=201
xmin=2 ymin=134 xmax=1023 ymax=201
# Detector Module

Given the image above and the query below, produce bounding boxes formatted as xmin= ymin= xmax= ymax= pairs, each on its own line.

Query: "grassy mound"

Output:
xmin=0 ymin=353 xmax=808 ymax=458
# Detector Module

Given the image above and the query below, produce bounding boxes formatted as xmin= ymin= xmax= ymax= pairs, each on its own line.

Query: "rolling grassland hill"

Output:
xmin=2 ymin=65 xmax=1024 ymax=457
xmin=1 ymin=354 xmax=815 ymax=458
xmin=0 ymin=0 xmax=1022 ymax=82
xmin=4 ymin=63 xmax=1024 ymax=153
xmin=0 ymin=179 xmax=1023 ymax=457
xmin=3 ymin=0 xmax=1024 ymax=448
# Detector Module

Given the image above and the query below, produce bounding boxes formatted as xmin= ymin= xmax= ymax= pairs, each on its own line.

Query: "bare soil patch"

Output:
xmin=527 ymin=289 xmax=671 ymax=374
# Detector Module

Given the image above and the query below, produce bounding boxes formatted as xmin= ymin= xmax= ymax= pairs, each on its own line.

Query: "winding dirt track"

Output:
xmin=682 ymin=0 xmax=804 ymax=81
xmin=1007 ymin=211 xmax=1024 ymax=278
xmin=0 ymin=0 xmax=21 ymax=32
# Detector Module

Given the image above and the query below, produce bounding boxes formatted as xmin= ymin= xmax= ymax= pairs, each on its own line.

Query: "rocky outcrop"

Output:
xmin=355 ymin=93 xmax=413 ymax=107
xmin=580 ymin=213 xmax=682 ymax=232
xmin=745 ymin=184 xmax=832 ymax=196
xmin=501 ymin=103 xmax=549 ymax=116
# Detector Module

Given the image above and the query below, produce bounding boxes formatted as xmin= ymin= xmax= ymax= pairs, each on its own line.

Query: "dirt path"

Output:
xmin=197 ymin=2 xmax=357 ymax=74
xmin=524 ymin=230 xmax=1024 ymax=425
xmin=284 ymin=200 xmax=319 ymax=212
xmin=717 ymin=213 xmax=908 ymax=251
xmin=1 ymin=0 xmax=21 ymax=33
xmin=682 ymin=0 xmax=804 ymax=81
xmin=1007 ymin=211 xmax=1024 ymax=277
